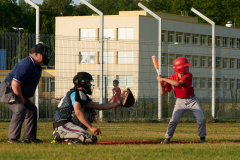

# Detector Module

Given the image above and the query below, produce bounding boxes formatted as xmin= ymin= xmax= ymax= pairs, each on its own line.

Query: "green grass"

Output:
xmin=0 ymin=122 xmax=240 ymax=160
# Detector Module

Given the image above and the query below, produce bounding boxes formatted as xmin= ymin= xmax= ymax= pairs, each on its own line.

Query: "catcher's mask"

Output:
xmin=173 ymin=57 xmax=192 ymax=73
xmin=73 ymin=72 xmax=94 ymax=95
xmin=30 ymin=42 xmax=51 ymax=65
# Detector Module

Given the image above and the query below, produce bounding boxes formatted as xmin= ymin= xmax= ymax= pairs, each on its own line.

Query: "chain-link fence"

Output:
xmin=1 ymin=32 xmax=240 ymax=121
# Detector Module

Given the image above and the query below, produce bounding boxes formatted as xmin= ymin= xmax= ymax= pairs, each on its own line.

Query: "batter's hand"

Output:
xmin=89 ymin=126 xmax=102 ymax=135
xmin=157 ymin=75 xmax=163 ymax=83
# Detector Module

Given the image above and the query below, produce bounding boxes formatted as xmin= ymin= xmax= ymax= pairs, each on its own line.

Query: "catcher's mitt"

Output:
xmin=118 ymin=88 xmax=135 ymax=108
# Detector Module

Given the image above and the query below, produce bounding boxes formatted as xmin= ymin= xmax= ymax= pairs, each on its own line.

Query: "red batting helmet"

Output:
xmin=173 ymin=57 xmax=192 ymax=73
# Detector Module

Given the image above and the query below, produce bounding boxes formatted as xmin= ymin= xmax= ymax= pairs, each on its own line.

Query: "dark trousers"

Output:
xmin=6 ymin=98 xmax=37 ymax=140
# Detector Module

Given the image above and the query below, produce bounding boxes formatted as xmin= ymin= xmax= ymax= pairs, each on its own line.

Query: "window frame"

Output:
xmin=201 ymin=35 xmax=206 ymax=46
xmin=200 ymin=78 xmax=205 ymax=89
xmin=177 ymin=32 xmax=182 ymax=44
xmin=201 ymin=56 xmax=206 ymax=67
xmin=168 ymin=31 xmax=174 ymax=43
xmin=216 ymin=57 xmax=221 ymax=68
xmin=118 ymin=75 xmax=133 ymax=87
xmin=118 ymin=51 xmax=133 ymax=64
xmin=80 ymin=52 xmax=95 ymax=64
xmin=193 ymin=34 xmax=198 ymax=45
xmin=230 ymin=58 xmax=235 ymax=69
xmin=185 ymin=33 xmax=190 ymax=45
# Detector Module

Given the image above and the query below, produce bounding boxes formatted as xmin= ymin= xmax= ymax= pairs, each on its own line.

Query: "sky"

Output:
xmin=17 ymin=0 xmax=81 ymax=5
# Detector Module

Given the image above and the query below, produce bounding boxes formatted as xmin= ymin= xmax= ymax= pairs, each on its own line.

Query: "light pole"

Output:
xmin=104 ymin=37 xmax=110 ymax=104
xmin=13 ymin=27 xmax=24 ymax=62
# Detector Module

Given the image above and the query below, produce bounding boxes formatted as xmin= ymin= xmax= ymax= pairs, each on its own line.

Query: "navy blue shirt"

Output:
xmin=54 ymin=89 xmax=92 ymax=122
xmin=5 ymin=56 xmax=42 ymax=98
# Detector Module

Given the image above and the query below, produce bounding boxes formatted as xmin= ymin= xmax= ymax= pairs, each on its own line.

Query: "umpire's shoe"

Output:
xmin=160 ymin=139 xmax=170 ymax=144
xmin=200 ymin=139 xmax=208 ymax=143
xmin=7 ymin=139 xmax=21 ymax=143
xmin=22 ymin=139 xmax=43 ymax=143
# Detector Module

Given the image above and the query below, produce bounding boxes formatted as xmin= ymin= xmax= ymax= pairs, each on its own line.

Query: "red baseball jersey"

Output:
xmin=164 ymin=72 xmax=194 ymax=98
xmin=112 ymin=87 xmax=121 ymax=102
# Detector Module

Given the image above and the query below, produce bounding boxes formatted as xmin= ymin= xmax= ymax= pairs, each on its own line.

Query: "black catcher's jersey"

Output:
xmin=54 ymin=89 xmax=92 ymax=122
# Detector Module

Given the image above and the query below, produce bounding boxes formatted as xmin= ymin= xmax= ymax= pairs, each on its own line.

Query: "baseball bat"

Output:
xmin=152 ymin=55 xmax=163 ymax=83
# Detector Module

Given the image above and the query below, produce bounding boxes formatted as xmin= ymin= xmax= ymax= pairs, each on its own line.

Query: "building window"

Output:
xmin=162 ymin=54 xmax=166 ymax=65
xmin=104 ymin=28 xmax=114 ymax=40
xmin=237 ymin=59 xmax=240 ymax=69
xmin=201 ymin=35 xmax=206 ymax=46
xmin=102 ymin=52 xmax=114 ymax=64
xmin=216 ymin=37 xmax=221 ymax=47
xmin=230 ymin=38 xmax=233 ymax=48
xmin=223 ymin=78 xmax=228 ymax=89
xmin=193 ymin=34 xmax=198 ymax=45
xmin=99 ymin=75 xmax=114 ymax=87
xmin=80 ymin=52 xmax=95 ymax=64
xmin=118 ymin=52 xmax=133 ymax=64
xmin=216 ymin=78 xmax=221 ymax=89
xmin=208 ymin=78 xmax=212 ymax=89
xmin=237 ymin=39 xmax=240 ymax=49
xmin=118 ymin=28 xmax=133 ymax=40
xmin=42 ymin=77 xmax=55 ymax=92
xmin=230 ymin=58 xmax=235 ymax=69
xmin=80 ymin=29 xmax=96 ymax=41
xmin=208 ymin=57 xmax=212 ymax=68
xmin=237 ymin=79 xmax=240 ymax=89
xmin=223 ymin=58 xmax=228 ymax=69
xmin=162 ymin=31 xmax=165 ymax=42
xmin=169 ymin=54 xmax=174 ymax=65
xmin=177 ymin=32 xmax=182 ymax=43
xmin=168 ymin=31 xmax=174 ymax=43
xmin=185 ymin=55 xmax=191 ymax=63
xmin=222 ymin=37 xmax=227 ymax=48
xmin=118 ymin=75 xmax=133 ymax=87
xmin=208 ymin=36 xmax=212 ymax=46
xmin=185 ymin=33 xmax=190 ymax=45
xmin=91 ymin=76 xmax=95 ymax=86
xmin=193 ymin=77 xmax=198 ymax=88
xmin=193 ymin=56 xmax=198 ymax=67
xmin=176 ymin=54 xmax=182 ymax=58
xmin=216 ymin=57 xmax=221 ymax=68
xmin=200 ymin=78 xmax=205 ymax=89
xmin=230 ymin=79 xmax=235 ymax=89
xmin=201 ymin=56 xmax=206 ymax=67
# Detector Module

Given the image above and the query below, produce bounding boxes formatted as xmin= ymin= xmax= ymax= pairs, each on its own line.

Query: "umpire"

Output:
xmin=0 ymin=43 xmax=50 ymax=143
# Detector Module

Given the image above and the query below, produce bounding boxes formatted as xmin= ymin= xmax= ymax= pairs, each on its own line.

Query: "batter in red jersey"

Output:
xmin=109 ymin=80 xmax=121 ymax=120
xmin=157 ymin=57 xmax=207 ymax=144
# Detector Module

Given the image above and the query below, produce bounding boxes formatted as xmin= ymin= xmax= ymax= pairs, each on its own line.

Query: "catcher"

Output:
xmin=51 ymin=72 xmax=134 ymax=144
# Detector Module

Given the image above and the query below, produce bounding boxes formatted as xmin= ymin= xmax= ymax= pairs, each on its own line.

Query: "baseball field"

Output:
xmin=0 ymin=121 xmax=239 ymax=160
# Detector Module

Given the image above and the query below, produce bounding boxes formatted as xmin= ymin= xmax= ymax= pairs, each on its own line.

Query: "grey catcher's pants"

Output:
xmin=165 ymin=96 xmax=207 ymax=139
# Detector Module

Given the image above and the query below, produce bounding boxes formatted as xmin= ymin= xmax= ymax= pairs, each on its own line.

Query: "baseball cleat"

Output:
xmin=160 ymin=139 xmax=170 ymax=144
xmin=51 ymin=130 xmax=62 ymax=144
xmin=85 ymin=135 xmax=98 ymax=144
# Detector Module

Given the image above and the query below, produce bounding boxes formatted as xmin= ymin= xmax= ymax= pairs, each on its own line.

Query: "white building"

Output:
xmin=55 ymin=10 xmax=240 ymax=102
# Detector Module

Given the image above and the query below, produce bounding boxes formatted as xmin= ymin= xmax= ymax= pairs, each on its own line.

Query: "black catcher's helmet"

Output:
xmin=73 ymin=72 xmax=93 ymax=95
